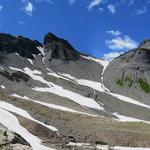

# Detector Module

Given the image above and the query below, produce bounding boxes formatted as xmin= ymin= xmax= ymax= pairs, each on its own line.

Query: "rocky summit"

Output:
xmin=0 ymin=32 xmax=150 ymax=150
xmin=43 ymin=32 xmax=80 ymax=61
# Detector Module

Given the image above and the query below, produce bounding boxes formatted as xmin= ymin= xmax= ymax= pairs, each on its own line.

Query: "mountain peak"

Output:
xmin=43 ymin=32 xmax=80 ymax=61
xmin=0 ymin=33 xmax=42 ymax=59
xmin=44 ymin=32 xmax=74 ymax=50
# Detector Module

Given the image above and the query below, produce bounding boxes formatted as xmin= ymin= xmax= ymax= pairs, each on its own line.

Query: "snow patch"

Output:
xmin=47 ymin=67 xmax=150 ymax=110
xmin=27 ymin=59 xmax=34 ymax=65
xmin=113 ymin=112 xmax=150 ymax=124
xmin=9 ymin=67 xmax=23 ymax=72
xmin=23 ymin=67 xmax=103 ymax=111
xmin=1 ymin=85 xmax=6 ymax=89
xmin=33 ymin=87 xmax=103 ymax=111
xmin=12 ymin=94 xmax=97 ymax=116
xmin=0 ymin=107 xmax=56 ymax=150
xmin=0 ymin=101 xmax=58 ymax=132
xmin=37 ymin=46 xmax=44 ymax=56
xmin=68 ymin=142 xmax=150 ymax=150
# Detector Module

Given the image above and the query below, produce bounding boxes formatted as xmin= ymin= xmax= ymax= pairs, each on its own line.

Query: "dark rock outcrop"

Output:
xmin=0 ymin=124 xmax=31 ymax=150
xmin=0 ymin=33 xmax=42 ymax=59
xmin=43 ymin=33 xmax=80 ymax=61
xmin=0 ymin=71 xmax=30 ymax=82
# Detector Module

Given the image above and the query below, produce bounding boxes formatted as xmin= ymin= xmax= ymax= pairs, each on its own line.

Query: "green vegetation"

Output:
xmin=138 ymin=78 xmax=150 ymax=93
xmin=116 ymin=79 xmax=124 ymax=86
xmin=116 ymin=76 xmax=150 ymax=93
xmin=116 ymin=76 xmax=133 ymax=87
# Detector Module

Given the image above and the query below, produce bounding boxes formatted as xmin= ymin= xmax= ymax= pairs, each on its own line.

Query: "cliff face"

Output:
xmin=0 ymin=33 xmax=42 ymax=59
xmin=43 ymin=33 xmax=80 ymax=62
xmin=104 ymin=39 xmax=150 ymax=105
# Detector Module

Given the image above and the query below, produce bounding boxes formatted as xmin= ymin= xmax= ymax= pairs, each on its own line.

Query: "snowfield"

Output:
xmin=12 ymin=94 xmax=97 ymax=116
xmin=23 ymin=67 xmax=104 ymax=111
xmin=9 ymin=63 xmax=150 ymax=121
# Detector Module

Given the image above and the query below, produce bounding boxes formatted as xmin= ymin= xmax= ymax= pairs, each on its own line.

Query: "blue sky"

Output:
xmin=0 ymin=0 xmax=150 ymax=60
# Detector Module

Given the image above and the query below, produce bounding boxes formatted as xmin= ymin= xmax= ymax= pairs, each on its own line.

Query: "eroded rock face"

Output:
xmin=104 ymin=40 xmax=150 ymax=104
xmin=43 ymin=33 xmax=80 ymax=62
xmin=0 ymin=33 xmax=42 ymax=59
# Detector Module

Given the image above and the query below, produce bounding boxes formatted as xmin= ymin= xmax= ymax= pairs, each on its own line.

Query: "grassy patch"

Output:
xmin=116 ymin=76 xmax=133 ymax=87
xmin=138 ymin=78 xmax=150 ymax=93
xmin=116 ymin=79 xmax=124 ymax=86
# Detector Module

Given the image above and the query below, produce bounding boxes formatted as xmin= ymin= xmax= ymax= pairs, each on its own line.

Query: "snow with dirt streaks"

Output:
xmin=23 ymin=67 xmax=103 ymax=111
xmin=9 ymin=64 xmax=150 ymax=118
xmin=10 ymin=65 xmax=150 ymax=111
xmin=33 ymin=86 xmax=103 ymax=110
xmin=113 ymin=112 xmax=150 ymax=124
xmin=0 ymin=107 xmax=56 ymax=150
xmin=12 ymin=94 xmax=97 ymax=116
xmin=68 ymin=142 xmax=150 ymax=150
xmin=0 ymin=101 xmax=58 ymax=132
xmin=47 ymin=69 xmax=150 ymax=110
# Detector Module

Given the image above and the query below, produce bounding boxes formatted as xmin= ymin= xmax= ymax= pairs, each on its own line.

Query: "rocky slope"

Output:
xmin=104 ymin=40 xmax=150 ymax=105
xmin=0 ymin=33 xmax=150 ymax=150
xmin=0 ymin=124 xmax=31 ymax=150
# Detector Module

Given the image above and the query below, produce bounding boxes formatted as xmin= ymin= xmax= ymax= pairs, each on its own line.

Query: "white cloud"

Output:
xmin=136 ymin=7 xmax=147 ymax=15
xmin=24 ymin=2 xmax=33 ymax=16
xmin=106 ymin=30 xmax=121 ymax=36
xmin=105 ymin=35 xmax=138 ymax=50
xmin=107 ymin=4 xmax=116 ymax=14
xmin=103 ymin=52 xmax=124 ymax=61
xmin=0 ymin=5 xmax=3 ymax=11
xmin=88 ymin=0 xmax=103 ymax=10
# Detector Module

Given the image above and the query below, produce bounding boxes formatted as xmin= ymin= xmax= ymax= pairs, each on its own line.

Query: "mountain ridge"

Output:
xmin=0 ymin=32 xmax=150 ymax=150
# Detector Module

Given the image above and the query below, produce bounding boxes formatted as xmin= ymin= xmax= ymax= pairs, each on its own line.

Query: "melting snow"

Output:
xmin=0 ymin=107 xmax=56 ymax=150
xmin=33 ymin=87 xmax=103 ymax=110
xmin=113 ymin=112 xmax=150 ymax=124
xmin=37 ymin=46 xmax=45 ymax=56
xmin=9 ymin=67 xmax=23 ymax=72
xmin=68 ymin=142 xmax=150 ymax=150
xmin=27 ymin=59 xmax=34 ymax=65
xmin=12 ymin=94 xmax=97 ymax=116
xmin=47 ymin=70 xmax=150 ymax=110
xmin=23 ymin=67 xmax=103 ymax=111
xmin=1 ymin=85 xmax=6 ymax=89
xmin=0 ymin=101 xmax=58 ymax=132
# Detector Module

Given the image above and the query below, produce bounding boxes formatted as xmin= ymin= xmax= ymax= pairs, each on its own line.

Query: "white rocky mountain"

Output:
xmin=0 ymin=33 xmax=150 ymax=150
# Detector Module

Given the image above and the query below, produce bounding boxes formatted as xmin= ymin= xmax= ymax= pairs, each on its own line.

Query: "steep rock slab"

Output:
xmin=104 ymin=40 xmax=150 ymax=105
